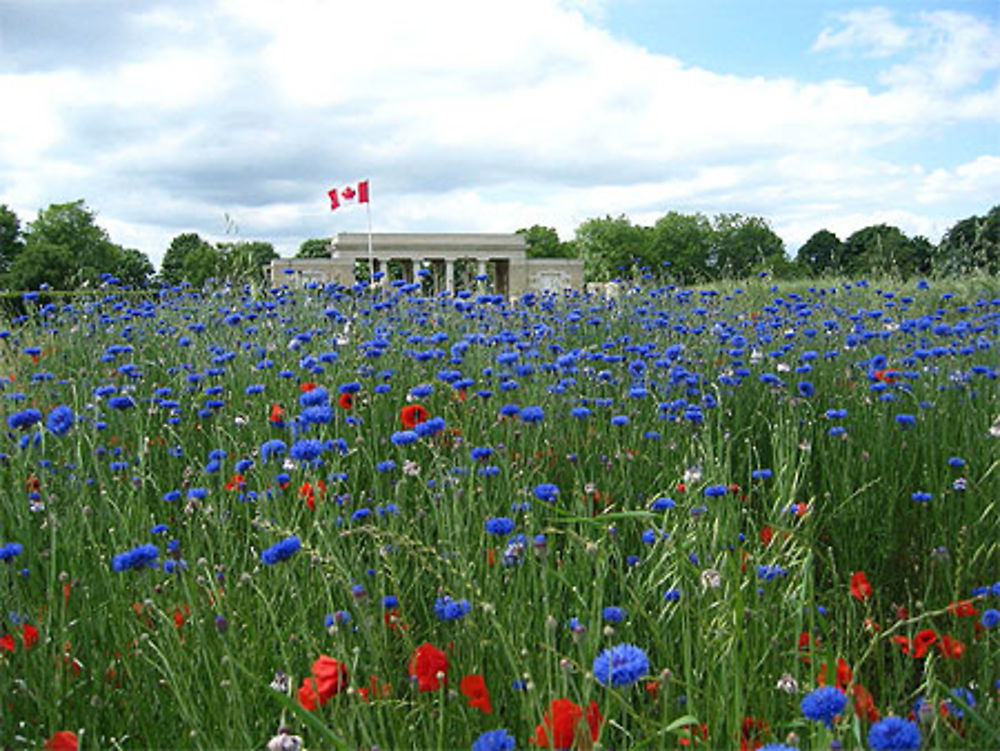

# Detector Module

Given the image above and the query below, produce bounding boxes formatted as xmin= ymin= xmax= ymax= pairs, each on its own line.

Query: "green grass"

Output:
xmin=0 ymin=274 xmax=998 ymax=749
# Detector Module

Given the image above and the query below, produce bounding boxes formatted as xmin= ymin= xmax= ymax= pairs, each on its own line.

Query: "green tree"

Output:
xmin=0 ymin=204 xmax=24 ymax=277
xmin=516 ymin=225 xmax=578 ymax=259
xmin=115 ymin=247 xmax=155 ymax=288
xmin=710 ymin=213 xmax=786 ymax=280
xmin=796 ymin=229 xmax=842 ymax=276
xmin=217 ymin=240 xmax=278 ymax=285
xmin=23 ymin=200 xmax=120 ymax=287
xmin=7 ymin=241 xmax=76 ymax=291
xmin=162 ymin=233 xmax=215 ymax=285
xmin=936 ymin=205 xmax=1000 ymax=275
xmin=180 ymin=243 xmax=223 ymax=287
xmin=297 ymin=238 xmax=332 ymax=259
xmin=574 ymin=215 xmax=651 ymax=282
xmin=842 ymin=224 xmax=919 ymax=277
xmin=648 ymin=211 xmax=713 ymax=283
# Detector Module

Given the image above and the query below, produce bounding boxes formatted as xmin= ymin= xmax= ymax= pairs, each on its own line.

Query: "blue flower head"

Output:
xmin=45 ymin=405 xmax=75 ymax=436
xmin=434 ymin=595 xmax=471 ymax=621
xmin=261 ymin=536 xmax=301 ymax=565
xmin=592 ymin=642 xmax=649 ymax=687
xmin=867 ymin=716 xmax=921 ymax=751
xmin=800 ymin=686 xmax=846 ymax=728
xmin=471 ymin=729 xmax=516 ymax=751
xmin=484 ymin=517 xmax=515 ymax=535
xmin=112 ymin=544 xmax=160 ymax=572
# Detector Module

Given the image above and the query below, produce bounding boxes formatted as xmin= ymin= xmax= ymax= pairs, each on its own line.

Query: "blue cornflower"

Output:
xmin=338 ymin=381 xmax=361 ymax=394
xmin=289 ymin=439 xmax=325 ymax=462
xmin=751 ymin=468 xmax=773 ymax=479
xmin=570 ymin=406 xmax=591 ymax=419
xmin=758 ymin=745 xmax=800 ymax=751
xmin=519 ymin=405 xmax=545 ymax=423
xmin=610 ymin=414 xmax=629 ymax=426
xmin=947 ymin=456 xmax=966 ymax=467
xmin=945 ymin=686 xmax=976 ymax=718
xmin=650 ymin=496 xmax=675 ymax=511
xmin=471 ymin=728 xmax=516 ymax=751
xmin=800 ymin=686 xmax=846 ymax=728
xmin=663 ymin=588 xmax=682 ymax=602
xmin=151 ymin=524 xmax=169 ymax=535
xmin=703 ymin=485 xmax=727 ymax=497
xmin=260 ymin=439 xmax=287 ymax=463
xmin=0 ymin=542 xmax=24 ymax=561
xmin=895 ymin=413 xmax=916 ymax=428
xmin=484 ymin=517 xmax=515 ymax=535
xmin=391 ymin=430 xmax=419 ymax=445
xmin=107 ymin=395 xmax=136 ymax=410
xmin=602 ymin=606 xmax=626 ymax=623
xmin=111 ymin=544 xmax=160 ymax=571
xmin=300 ymin=405 xmax=333 ymax=425
xmin=798 ymin=380 xmax=815 ymax=397
xmin=981 ymin=608 xmax=1000 ymax=629
xmin=867 ymin=717 xmax=921 ymax=750
xmin=470 ymin=446 xmax=494 ymax=461
xmin=7 ymin=408 xmax=42 ymax=430
xmin=911 ymin=491 xmax=933 ymax=503
xmin=261 ymin=536 xmax=301 ymax=565
xmin=299 ymin=386 xmax=329 ymax=407
xmin=434 ymin=595 xmax=471 ymax=621
xmin=382 ymin=595 xmax=399 ymax=609
xmin=45 ymin=405 xmax=75 ymax=436
xmin=533 ymin=483 xmax=559 ymax=502
xmin=376 ymin=460 xmax=397 ymax=473
xmin=592 ymin=642 xmax=649 ymax=687
xmin=756 ymin=564 xmax=787 ymax=581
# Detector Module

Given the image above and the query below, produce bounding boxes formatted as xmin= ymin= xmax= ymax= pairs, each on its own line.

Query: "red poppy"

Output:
xmin=740 ymin=715 xmax=769 ymax=751
xmin=850 ymin=571 xmax=872 ymax=601
xmin=0 ymin=633 xmax=15 ymax=653
xmin=529 ymin=698 xmax=602 ymax=748
xmin=269 ymin=403 xmax=285 ymax=427
xmin=383 ymin=607 xmax=408 ymax=632
xmin=852 ymin=684 xmax=879 ymax=723
xmin=225 ymin=474 xmax=245 ymax=492
xmin=312 ymin=655 xmax=349 ymax=701
xmin=760 ymin=526 xmax=774 ymax=546
xmin=874 ymin=368 xmax=899 ymax=384
xmin=357 ymin=675 xmax=391 ymax=703
xmin=399 ymin=403 xmax=430 ymax=429
xmin=298 ymin=676 xmax=320 ymax=711
xmin=460 ymin=673 xmax=493 ymax=714
xmin=914 ymin=628 xmax=938 ymax=658
xmin=678 ymin=722 xmax=709 ymax=746
xmin=44 ymin=732 xmax=78 ymax=751
xmin=299 ymin=481 xmax=317 ymax=511
xmin=173 ymin=604 xmax=189 ymax=629
xmin=23 ymin=623 xmax=39 ymax=649
xmin=409 ymin=642 xmax=448 ymax=692
xmin=947 ymin=600 xmax=977 ymax=617
xmin=338 ymin=392 xmax=354 ymax=409
xmin=300 ymin=382 xmax=318 ymax=392
xmin=937 ymin=633 xmax=965 ymax=659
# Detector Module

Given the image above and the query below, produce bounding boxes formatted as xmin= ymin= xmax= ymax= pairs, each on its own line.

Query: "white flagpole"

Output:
xmin=365 ymin=183 xmax=374 ymax=284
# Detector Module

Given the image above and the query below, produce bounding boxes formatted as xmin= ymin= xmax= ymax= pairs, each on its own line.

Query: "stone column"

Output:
xmin=445 ymin=259 xmax=455 ymax=293
xmin=477 ymin=259 xmax=488 ymax=285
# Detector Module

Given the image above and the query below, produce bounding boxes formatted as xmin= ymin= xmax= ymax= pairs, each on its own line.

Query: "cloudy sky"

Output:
xmin=1 ymin=0 xmax=998 ymax=267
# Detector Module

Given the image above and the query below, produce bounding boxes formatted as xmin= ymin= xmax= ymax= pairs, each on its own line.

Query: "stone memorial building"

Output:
xmin=270 ymin=232 xmax=583 ymax=296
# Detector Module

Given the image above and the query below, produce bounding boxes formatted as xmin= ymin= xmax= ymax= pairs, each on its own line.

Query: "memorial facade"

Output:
xmin=270 ymin=232 xmax=583 ymax=296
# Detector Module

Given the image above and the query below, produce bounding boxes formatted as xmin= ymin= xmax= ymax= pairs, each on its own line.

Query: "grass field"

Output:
xmin=1 ymin=274 xmax=998 ymax=750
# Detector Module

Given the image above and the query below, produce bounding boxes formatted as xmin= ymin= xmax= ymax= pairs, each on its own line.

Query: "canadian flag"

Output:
xmin=328 ymin=180 xmax=370 ymax=210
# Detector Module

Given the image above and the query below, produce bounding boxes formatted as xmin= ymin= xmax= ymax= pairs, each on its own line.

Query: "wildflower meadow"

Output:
xmin=1 ymin=272 xmax=998 ymax=750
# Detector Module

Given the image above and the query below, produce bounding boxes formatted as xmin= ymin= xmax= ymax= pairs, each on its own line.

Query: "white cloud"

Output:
xmin=0 ymin=0 xmax=998 ymax=267
xmin=812 ymin=7 xmax=914 ymax=57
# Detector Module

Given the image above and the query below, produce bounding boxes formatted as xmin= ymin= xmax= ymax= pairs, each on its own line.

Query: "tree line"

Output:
xmin=2 ymin=199 xmax=998 ymax=291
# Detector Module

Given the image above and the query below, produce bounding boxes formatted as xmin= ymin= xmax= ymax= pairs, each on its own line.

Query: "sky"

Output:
xmin=1 ymin=0 xmax=998 ymax=268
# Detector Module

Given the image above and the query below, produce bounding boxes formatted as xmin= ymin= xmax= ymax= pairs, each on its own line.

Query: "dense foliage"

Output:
xmin=1 ymin=272 xmax=998 ymax=749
